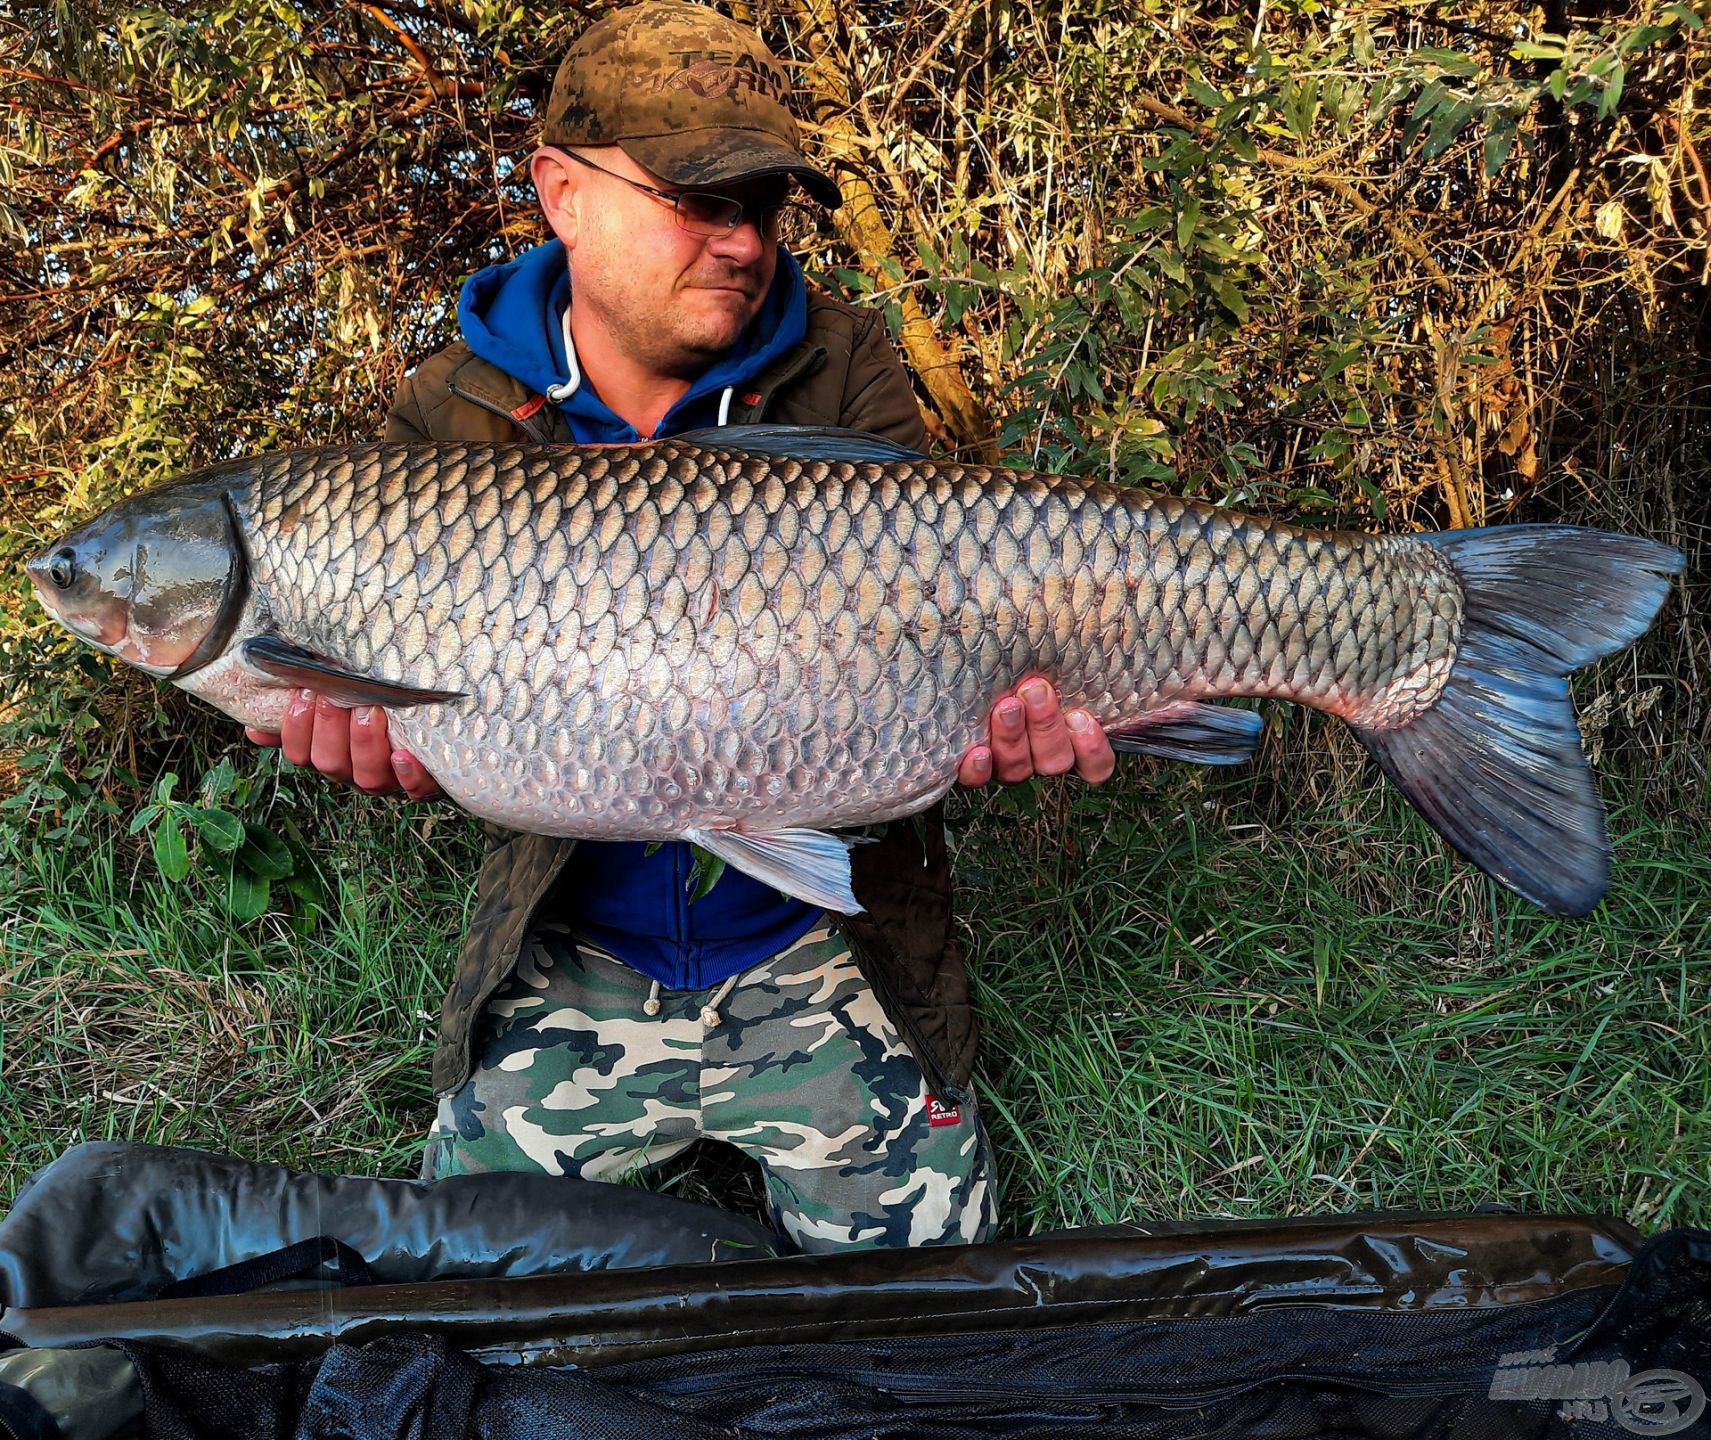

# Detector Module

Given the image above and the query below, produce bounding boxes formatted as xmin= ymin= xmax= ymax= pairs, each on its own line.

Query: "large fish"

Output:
xmin=27 ymin=425 xmax=1682 ymax=916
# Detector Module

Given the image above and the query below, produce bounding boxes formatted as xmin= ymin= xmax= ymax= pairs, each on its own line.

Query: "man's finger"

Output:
xmin=349 ymin=706 xmax=403 ymax=794
xmin=957 ymin=746 xmax=993 ymax=788
xmin=280 ymin=689 xmax=317 ymax=767
xmin=988 ymin=694 xmax=1033 ymax=783
xmin=308 ymin=696 xmax=355 ymax=784
xmin=394 ymin=751 xmax=445 ymax=802
xmin=246 ymin=727 xmax=282 ymax=748
xmin=1066 ymin=710 xmax=1117 ymax=784
xmin=1019 ymin=679 xmax=1075 ymax=777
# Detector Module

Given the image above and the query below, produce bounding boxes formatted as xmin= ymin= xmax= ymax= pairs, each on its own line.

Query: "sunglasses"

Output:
xmin=557 ymin=149 xmax=816 ymax=244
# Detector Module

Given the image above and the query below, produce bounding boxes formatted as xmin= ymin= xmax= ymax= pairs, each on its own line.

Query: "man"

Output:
xmin=251 ymin=1 xmax=1114 ymax=1251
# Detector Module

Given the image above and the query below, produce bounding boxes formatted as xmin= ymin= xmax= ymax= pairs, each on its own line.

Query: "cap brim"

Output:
xmin=620 ymin=131 xmax=842 ymax=209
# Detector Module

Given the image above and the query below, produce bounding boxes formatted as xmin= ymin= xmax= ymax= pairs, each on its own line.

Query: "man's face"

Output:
xmin=532 ymin=145 xmax=783 ymax=380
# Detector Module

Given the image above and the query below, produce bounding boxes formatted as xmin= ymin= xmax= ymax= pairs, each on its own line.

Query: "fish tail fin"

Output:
xmin=1354 ymin=525 xmax=1683 ymax=917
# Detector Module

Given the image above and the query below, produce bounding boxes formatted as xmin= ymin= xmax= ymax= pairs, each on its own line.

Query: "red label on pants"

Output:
xmin=926 ymin=1094 xmax=962 ymax=1127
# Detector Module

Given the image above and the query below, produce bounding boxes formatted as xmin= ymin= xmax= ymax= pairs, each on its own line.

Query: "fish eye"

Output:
xmin=48 ymin=549 xmax=77 ymax=589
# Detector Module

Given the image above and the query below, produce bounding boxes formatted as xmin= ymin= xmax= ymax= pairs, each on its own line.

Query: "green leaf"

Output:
xmin=1409 ymin=77 xmax=1447 ymax=122
xmin=1599 ymin=64 xmax=1625 ymax=119
xmin=686 ymin=850 xmax=726 ymax=902
xmin=1187 ymin=75 xmax=1226 ymax=109
xmin=190 ymin=806 xmax=244 ymax=852
xmin=201 ymin=758 xmax=237 ymax=803
xmin=1207 ymin=274 xmax=1249 ymax=321
xmin=237 ymin=822 xmax=294 ymax=880
xmin=221 ymin=866 xmax=270 ymax=922
xmin=1223 ymin=129 xmax=1259 ymax=164
xmin=1414 ymin=47 xmax=1480 ymax=78
xmin=1176 ymin=196 xmax=1201 ymax=250
xmin=154 ymin=812 xmax=190 ymax=882
xmin=1422 ymin=101 xmax=1475 ymax=160
xmin=1484 ymin=119 xmax=1518 ymax=177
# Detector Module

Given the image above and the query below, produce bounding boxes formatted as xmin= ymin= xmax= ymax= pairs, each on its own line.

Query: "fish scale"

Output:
xmin=235 ymin=438 xmax=1460 ymax=841
xmin=29 ymin=426 xmax=1683 ymax=916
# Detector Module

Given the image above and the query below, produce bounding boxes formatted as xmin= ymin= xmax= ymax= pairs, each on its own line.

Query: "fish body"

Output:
xmin=27 ymin=425 xmax=1683 ymax=916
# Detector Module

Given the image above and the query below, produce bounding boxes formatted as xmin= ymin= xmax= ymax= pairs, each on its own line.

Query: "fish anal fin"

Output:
xmin=683 ymin=825 xmax=866 ymax=914
xmin=1109 ymin=702 xmax=1264 ymax=765
xmin=240 ymin=636 xmax=466 ymax=708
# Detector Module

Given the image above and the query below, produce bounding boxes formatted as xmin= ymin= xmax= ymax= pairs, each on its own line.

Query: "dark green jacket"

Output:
xmin=385 ymin=290 xmax=976 ymax=1102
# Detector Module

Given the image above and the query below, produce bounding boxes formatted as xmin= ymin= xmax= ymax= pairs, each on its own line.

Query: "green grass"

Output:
xmin=961 ymin=743 xmax=1711 ymax=1234
xmin=3 ymin=673 xmax=1708 ymax=1236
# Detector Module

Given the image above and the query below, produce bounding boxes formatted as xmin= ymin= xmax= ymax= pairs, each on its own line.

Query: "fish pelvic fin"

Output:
xmin=682 ymin=826 xmax=868 ymax=914
xmin=1355 ymin=525 xmax=1683 ymax=917
xmin=1109 ymin=701 xmax=1264 ymax=765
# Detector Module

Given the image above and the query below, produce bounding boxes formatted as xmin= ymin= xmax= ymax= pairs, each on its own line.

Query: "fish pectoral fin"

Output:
xmin=1108 ymin=702 xmax=1263 ymax=765
xmin=239 ymin=637 xmax=466 ymax=708
xmin=669 ymin=424 xmax=926 ymax=464
xmin=682 ymin=826 xmax=865 ymax=915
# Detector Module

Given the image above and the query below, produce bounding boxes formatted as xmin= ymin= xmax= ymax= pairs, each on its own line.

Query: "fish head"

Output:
xmin=28 ymin=482 xmax=245 ymax=680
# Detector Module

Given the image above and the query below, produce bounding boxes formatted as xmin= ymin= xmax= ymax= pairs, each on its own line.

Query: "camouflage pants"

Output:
xmin=423 ymin=925 xmax=999 ymax=1253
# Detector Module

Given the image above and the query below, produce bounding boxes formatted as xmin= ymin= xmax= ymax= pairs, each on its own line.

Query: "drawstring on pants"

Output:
xmin=700 ymin=975 xmax=739 ymax=1030
xmin=640 ymin=974 xmax=740 ymax=1028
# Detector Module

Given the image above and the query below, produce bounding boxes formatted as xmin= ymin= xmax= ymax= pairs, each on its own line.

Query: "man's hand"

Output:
xmin=247 ymin=691 xmax=443 ymax=800
xmin=957 ymin=679 xmax=1117 ymax=788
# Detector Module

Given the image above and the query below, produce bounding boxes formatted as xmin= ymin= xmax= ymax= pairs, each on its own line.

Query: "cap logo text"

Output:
xmin=653 ymin=50 xmax=787 ymax=104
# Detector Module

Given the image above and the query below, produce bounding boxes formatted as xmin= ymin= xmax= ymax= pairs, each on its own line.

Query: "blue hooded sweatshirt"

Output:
xmin=457 ymin=239 xmax=823 ymax=990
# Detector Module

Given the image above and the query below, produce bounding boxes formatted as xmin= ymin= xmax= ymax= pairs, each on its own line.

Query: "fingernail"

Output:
xmin=354 ymin=706 xmax=374 ymax=727
xmin=1067 ymin=711 xmax=1091 ymax=733
xmin=997 ymin=700 xmax=1024 ymax=732
xmin=393 ymin=752 xmax=414 ymax=775
xmin=288 ymin=690 xmax=311 ymax=716
xmin=1020 ymin=680 xmax=1050 ymax=710
xmin=970 ymin=748 xmax=990 ymax=772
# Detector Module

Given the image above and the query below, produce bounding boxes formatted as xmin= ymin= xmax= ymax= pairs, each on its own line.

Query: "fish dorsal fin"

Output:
xmin=240 ymin=636 xmax=466 ymax=708
xmin=682 ymin=825 xmax=868 ymax=914
xmin=670 ymin=424 xmax=926 ymax=465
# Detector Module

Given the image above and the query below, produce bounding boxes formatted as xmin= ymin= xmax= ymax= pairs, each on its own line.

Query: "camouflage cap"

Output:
xmin=542 ymin=2 xmax=841 ymax=209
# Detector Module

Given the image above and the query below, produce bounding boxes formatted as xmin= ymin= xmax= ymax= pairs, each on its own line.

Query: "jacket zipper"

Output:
xmin=643 ymin=1360 xmax=1493 ymax=1410
xmin=446 ymin=379 xmax=561 ymax=441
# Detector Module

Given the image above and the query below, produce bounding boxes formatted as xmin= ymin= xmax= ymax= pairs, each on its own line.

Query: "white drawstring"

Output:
xmin=641 ymin=973 xmax=737 ymax=1025
xmin=700 ymin=974 xmax=740 ymax=1029
xmin=716 ymin=385 xmax=734 ymax=426
xmin=545 ymin=306 xmax=582 ymax=403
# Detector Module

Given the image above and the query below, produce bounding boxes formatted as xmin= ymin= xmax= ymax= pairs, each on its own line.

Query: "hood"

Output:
xmin=457 ymin=238 xmax=808 ymax=441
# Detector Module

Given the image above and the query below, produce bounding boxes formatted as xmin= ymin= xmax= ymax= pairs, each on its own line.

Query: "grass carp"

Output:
xmin=27 ymin=424 xmax=1683 ymax=916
